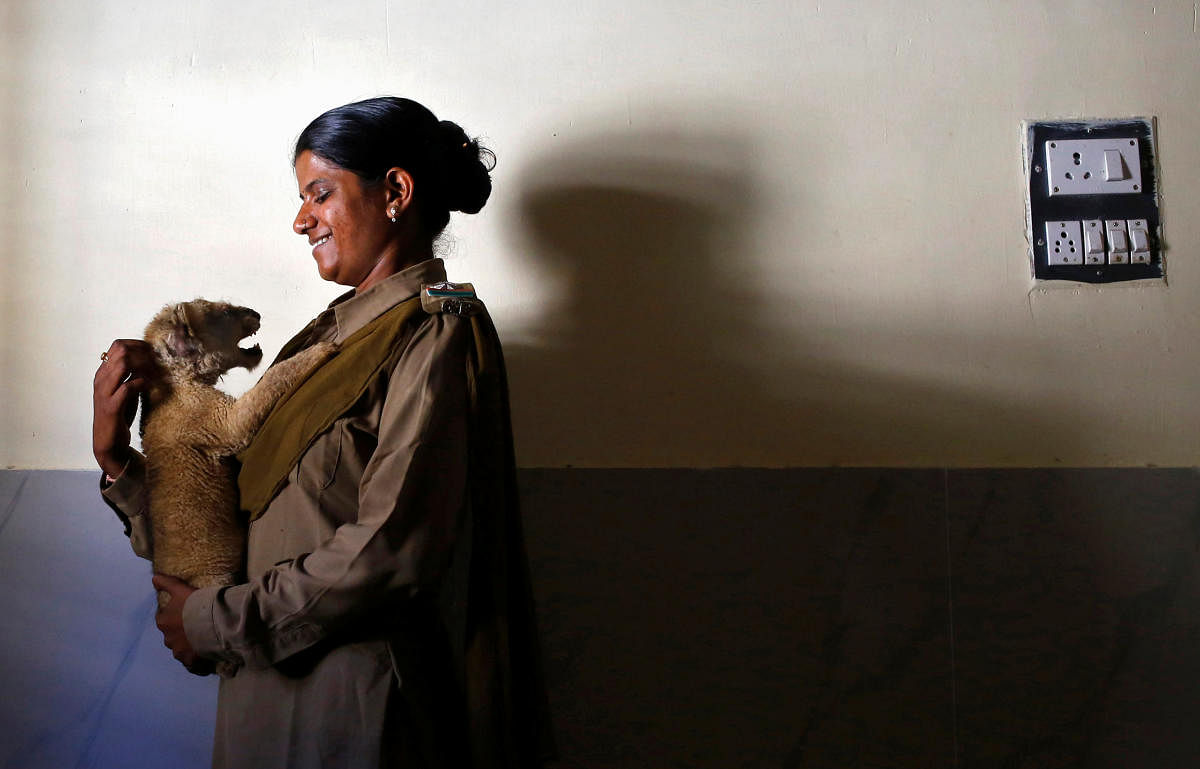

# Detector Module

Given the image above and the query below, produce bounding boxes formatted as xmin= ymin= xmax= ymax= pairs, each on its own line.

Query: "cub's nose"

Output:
xmin=245 ymin=309 xmax=261 ymax=321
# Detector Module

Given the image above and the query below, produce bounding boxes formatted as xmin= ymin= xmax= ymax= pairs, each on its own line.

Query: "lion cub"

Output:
xmin=140 ymin=299 xmax=336 ymax=608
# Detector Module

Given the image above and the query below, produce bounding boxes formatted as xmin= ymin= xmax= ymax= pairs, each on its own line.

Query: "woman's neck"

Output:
xmin=354 ymin=240 xmax=434 ymax=295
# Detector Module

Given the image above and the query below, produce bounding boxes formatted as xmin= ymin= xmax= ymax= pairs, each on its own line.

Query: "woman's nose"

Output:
xmin=294 ymin=207 xmax=315 ymax=234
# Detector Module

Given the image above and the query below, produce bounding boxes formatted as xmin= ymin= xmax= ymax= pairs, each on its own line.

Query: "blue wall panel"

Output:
xmin=0 ymin=471 xmax=216 ymax=769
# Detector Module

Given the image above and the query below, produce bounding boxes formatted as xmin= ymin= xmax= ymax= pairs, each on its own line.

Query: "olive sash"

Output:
xmin=236 ymin=297 xmax=422 ymax=519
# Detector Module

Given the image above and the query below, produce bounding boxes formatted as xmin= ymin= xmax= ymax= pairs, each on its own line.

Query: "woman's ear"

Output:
xmin=384 ymin=167 xmax=415 ymax=220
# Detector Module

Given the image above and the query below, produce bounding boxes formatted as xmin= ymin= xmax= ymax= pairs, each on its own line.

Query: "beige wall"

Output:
xmin=3 ymin=0 xmax=1198 ymax=469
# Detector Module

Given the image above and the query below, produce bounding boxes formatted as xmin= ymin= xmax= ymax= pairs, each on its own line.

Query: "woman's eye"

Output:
xmin=315 ymin=190 xmax=332 ymax=203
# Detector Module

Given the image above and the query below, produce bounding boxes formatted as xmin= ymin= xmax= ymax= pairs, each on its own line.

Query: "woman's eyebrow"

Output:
xmin=299 ymin=178 xmax=331 ymax=198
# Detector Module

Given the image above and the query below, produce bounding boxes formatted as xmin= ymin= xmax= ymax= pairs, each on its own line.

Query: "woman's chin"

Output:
xmin=314 ymin=261 xmax=337 ymax=283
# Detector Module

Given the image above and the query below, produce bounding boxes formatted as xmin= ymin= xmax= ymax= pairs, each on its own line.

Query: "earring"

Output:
xmin=389 ymin=209 xmax=398 ymax=223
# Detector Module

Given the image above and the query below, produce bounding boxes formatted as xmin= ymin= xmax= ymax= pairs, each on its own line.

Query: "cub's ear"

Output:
xmin=181 ymin=301 xmax=207 ymax=336
xmin=166 ymin=304 xmax=200 ymax=358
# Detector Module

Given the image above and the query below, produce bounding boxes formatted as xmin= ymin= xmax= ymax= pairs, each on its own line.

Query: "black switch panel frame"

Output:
xmin=1024 ymin=118 xmax=1161 ymax=283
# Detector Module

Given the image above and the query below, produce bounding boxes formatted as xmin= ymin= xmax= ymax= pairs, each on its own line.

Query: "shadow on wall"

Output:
xmin=507 ymin=129 xmax=773 ymax=465
xmin=505 ymin=122 xmax=1094 ymax=467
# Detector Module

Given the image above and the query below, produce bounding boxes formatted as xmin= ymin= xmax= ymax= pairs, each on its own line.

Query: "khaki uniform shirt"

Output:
xmin=104 ymin=259 xmax=473 ymax=768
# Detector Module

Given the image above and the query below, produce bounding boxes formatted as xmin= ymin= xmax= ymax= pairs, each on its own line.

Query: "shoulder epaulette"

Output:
xmin=421 ymin=282 xmax=482 ymax=316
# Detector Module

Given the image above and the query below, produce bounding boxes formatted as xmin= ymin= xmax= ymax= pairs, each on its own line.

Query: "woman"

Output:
xmin=92 ymin=97 xmax=554 ymax=769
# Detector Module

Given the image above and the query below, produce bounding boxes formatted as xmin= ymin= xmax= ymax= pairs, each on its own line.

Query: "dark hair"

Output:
xmin=294 ymin=96 xmax=495 ymax=237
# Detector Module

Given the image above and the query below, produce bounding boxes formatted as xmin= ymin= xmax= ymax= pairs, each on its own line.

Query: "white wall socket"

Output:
xmin=1046 ymin=138 xmax=1142 ymax=196
xmin=1045 ymin=220 xmax=1083 ymax=265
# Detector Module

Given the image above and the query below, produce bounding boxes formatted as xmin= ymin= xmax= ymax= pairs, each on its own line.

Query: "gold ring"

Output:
xmin=100 ymin=352 xmax=109 ymax=362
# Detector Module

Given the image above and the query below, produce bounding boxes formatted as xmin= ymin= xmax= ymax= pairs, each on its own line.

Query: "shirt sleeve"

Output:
xmin=183 ymin=313 xmax=471 ymax=668
xmin=99 ymin=450 xmax=153 ymax=560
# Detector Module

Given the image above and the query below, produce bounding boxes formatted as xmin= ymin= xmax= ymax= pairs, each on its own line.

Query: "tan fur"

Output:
xmin=140 ymin=299 xmax=337 ymax=609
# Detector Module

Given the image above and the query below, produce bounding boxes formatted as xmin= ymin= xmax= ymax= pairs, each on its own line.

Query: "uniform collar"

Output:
xmin=327 ymin=258 xmax=447 ymax=343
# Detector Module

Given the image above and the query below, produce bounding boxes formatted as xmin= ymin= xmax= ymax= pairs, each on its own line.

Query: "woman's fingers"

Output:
xmin=95 ymin=340 xmax=157 ymax=398
xmin=152 ymin=574 xmax=199 ymax=669
xmin=93 ymin=339 xmax=158 ymax=474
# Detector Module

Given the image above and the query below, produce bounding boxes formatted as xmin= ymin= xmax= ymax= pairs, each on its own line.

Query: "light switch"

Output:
xmin=1106 ymin=220 xmax=1130 ymax=264
xmin=1129 ymin=219 xmax=1151 ymax=264
xmin=1045 ymin=220 xmax=1083 ymax=265
xmin=1104 ymin=149 xmax=1128 ymax=181
xmin=1082 ymin=220 xmax=1106 ymax=265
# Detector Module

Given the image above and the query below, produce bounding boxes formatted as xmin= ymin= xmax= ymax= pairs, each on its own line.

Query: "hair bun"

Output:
xmin=437 ymin=120 xmax=493 ymax=215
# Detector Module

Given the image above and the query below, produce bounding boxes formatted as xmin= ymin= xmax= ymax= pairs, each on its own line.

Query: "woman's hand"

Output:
xmin=93 ymin=339 xmax=159 ymax=477
xmin=152 ymin=574 xmax=202 ymax=670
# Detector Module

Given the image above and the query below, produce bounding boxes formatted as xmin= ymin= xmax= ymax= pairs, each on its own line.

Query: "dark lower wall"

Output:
xmin=2 ymin=468 xmax=1198 ymax=768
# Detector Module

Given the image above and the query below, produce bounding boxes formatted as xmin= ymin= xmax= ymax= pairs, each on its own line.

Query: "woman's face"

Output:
xmin=293 ymin=151 xmax=398 ymax=291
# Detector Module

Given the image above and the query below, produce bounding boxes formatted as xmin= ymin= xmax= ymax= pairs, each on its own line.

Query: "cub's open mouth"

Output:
xmin=238 ymin=315 xmax=263 ymax=361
